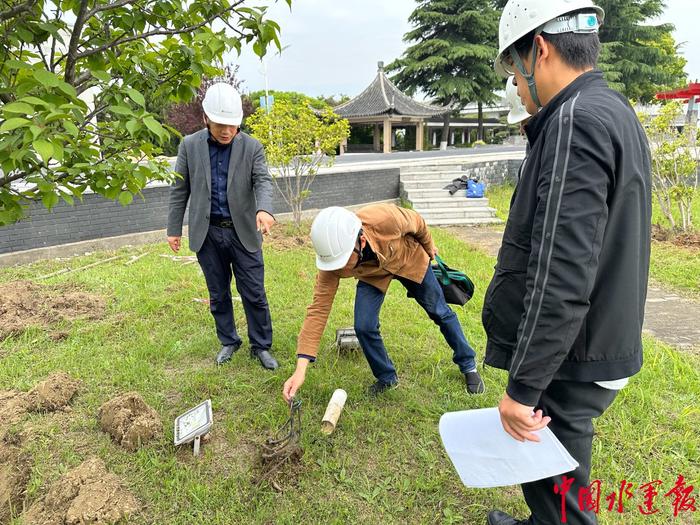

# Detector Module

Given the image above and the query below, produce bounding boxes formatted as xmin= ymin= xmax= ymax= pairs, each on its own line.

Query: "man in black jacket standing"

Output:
xmin=484 ymin=1 xmax=651 ymax=524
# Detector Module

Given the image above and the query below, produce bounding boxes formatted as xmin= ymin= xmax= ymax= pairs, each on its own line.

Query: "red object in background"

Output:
xmin=655 ymin=83 xmax=700 ymax=102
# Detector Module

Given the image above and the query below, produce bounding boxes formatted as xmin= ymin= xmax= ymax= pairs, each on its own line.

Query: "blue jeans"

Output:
xmin=354 ymin=263 xmax=477 ymax=384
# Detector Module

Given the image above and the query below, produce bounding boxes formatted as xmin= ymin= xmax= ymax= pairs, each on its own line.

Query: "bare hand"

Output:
xmin=256 ymin=211 xmax=275 ymax=235
xmin=283 ymin=369 xmax=306 ymax=403
xmin=498 ymin=392 xmax=551 ymax=442
xmin=432 ymin=246 xmax=439 ymax=259
xmin=167 ymin=236 xmax=181 ymax=253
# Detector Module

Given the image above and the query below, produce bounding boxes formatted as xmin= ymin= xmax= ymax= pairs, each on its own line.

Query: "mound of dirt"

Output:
xmin=0 ymin=391 xmax=29 ymax=432
xmin=652 ymin=224 xmax=700 ymax=248
xmin=21 ymin=457 xmax=139 ymax=525
xmin=0 ymin=373 xmax=80 ymax=440
xmin=0 ymin=281 xmax=105 ymax=341
xmin=265 ymin=227 xmax=311 ymax=251
xmin=0 ymin=438 xmax=32 ymax=525
xmin=26 ymin=372 xmax=81 ymax=412
xmin=98 ymin=393 xmax=162 ymax=452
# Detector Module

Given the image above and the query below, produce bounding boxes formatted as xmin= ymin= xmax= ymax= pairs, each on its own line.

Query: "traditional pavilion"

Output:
xmin=333 ymin=62 xmax=451 ymax=154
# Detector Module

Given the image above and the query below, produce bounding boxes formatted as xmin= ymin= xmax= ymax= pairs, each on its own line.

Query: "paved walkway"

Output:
xmin=334 ymin=145 xmax=525 ymax=165
xmin=446 ymin=226 xmax=700 ymax=352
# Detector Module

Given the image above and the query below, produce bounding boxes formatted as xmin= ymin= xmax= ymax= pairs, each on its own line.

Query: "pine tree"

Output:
xmin=596 ymin=0 xmax=687 ymax=101
xmin=387 ymin=0 xmax=502 ymax=142
xmin=491 ymin=0 xmax=686 ymax=102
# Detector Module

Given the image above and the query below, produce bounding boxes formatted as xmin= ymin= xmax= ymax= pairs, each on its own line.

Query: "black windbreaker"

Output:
xmin=482 ymin=70 xmax=652 ymax=407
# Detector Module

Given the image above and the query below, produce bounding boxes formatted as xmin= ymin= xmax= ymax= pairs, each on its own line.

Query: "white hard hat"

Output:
xmin=495 ymin=0 xmax=605 ymax=78
xmin=310 ymin=207 xmax=362 ymax=271
xmin=506 ymin=77 xmax=531 ymax=124
xmin=202 ymin=82 xmax=243 ymax=126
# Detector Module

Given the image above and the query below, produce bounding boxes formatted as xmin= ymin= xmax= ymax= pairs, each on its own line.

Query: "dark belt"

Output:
xmin=210 ymin=216 xmax=234 ymax=228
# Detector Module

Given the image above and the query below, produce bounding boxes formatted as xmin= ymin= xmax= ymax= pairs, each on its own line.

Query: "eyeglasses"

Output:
xmin=501 ymin=54 xmax=516 ymax=75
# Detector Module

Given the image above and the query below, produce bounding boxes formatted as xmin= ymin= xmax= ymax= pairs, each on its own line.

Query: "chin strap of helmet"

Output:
xmin=508 ymin=29 xmax=543 ymax=109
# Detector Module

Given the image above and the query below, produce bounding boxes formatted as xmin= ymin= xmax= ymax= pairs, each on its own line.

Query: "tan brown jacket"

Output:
xmin=297 ymin=204 xmax=435 ymax=359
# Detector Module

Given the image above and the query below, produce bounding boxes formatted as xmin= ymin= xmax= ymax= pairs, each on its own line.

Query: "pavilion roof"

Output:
xmin=333 ymin=62 xmax=451 ymax=119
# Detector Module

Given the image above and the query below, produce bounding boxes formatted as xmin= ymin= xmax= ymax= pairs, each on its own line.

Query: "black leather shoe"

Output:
xmin=487 ymin=510 xmax=528 ymax=525
xmin=465 ymin=370 xmax=485 ymax=394
xmin=251 ymin=349 xmax=279 ymax=370
xmin=216 ymin=344 xmax=240 ymax=365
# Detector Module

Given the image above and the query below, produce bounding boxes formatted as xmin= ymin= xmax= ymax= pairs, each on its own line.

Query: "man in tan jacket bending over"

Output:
xmin=283 ymin=204 xmax=484 ymax=400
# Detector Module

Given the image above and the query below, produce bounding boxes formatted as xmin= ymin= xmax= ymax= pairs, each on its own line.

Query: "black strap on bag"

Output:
xmin=432 ymin=255 xmax=474 ymax=306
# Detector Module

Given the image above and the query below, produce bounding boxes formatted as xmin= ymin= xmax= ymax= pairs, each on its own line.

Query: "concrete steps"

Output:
xmin=408 ymin=196 xmax=490 ymax=208
xmin=400 ymin=165 xmax=501 ymax=226
xmin=424 ymin=216 xmax=502 ymax=226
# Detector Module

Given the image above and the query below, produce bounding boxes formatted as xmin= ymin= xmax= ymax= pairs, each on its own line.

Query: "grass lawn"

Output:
xmin=487 ymin=183 xmax=700 ymax=298
xmin=485 ymin=183 xmax=514 ymax=223
xmin=1 ymin=227 xmax=698 ymax=524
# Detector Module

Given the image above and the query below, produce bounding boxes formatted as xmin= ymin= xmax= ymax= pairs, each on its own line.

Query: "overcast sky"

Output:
xmin=230 ymin=0 xmax=699 ymax=98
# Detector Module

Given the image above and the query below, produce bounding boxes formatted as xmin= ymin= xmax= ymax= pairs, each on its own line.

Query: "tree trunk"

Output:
xmin=477 ymin=102 xmax=484 ymax=142
xmin=440 ymin=114 xmax=449 ymax=151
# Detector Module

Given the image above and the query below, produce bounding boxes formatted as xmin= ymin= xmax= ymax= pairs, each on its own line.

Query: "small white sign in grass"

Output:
xmin=174 ymin=399 xmax=213 ymax=456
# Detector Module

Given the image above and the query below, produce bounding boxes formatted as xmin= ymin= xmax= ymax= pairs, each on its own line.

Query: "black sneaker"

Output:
xmin=487 ymin=510 xmax=528 ymax=525
xmin=367 ymin=380 xmax=398 ymax=397
xmin=464 ymin=370 xmax=485 ymax=394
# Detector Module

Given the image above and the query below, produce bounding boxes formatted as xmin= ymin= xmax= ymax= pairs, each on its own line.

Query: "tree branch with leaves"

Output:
xmin=0 ymin=0 xmax=290 ymax=225
xmin=247 ymin=101 xmax=350 ymax=228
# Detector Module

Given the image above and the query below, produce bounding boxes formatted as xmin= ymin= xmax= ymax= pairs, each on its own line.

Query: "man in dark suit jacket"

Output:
xmin=167 ymin=82 xmax=279 ymax=370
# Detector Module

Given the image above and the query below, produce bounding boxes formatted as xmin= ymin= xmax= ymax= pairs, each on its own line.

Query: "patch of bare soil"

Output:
xmin=21 ymin=457 xmax=139 ymax=525
xmin=652 ymin=225 xmax=700 ymax=249
xmin=0 ymin=281 xmax=105 ymax=341
xmin=25 ymin=372 xmax=81 ymax=412
xmin=0 ymin=391 xmax=30 ymax=434
xmin=0 ymin=372 xmax=79 ymax=439
xmin=0 ymin=436 xmax=32 ymax=525
xmin=255 ymin=440 xmax=304 ymax=493
xmin=264 ymin=227 xmax=311 ymax=251
xmin=98 ymin=393 xmax=162 ymax=452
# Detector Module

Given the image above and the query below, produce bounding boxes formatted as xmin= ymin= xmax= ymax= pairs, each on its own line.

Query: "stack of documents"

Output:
xmin=439 ymin=407 xmax=578 ymax=488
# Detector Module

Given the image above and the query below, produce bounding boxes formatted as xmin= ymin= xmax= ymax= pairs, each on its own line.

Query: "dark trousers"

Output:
xmin=353 ymin=263 xmax=477 ymax=384
xmin=196 ymin=225 xmax=272 ymax=351
xmin=522 ymin=381 xmax=618 ymax=525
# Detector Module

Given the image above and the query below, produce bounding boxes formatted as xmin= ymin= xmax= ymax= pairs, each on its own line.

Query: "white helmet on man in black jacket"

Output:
xmin=495 ymin=0 xmax=605 ymax=108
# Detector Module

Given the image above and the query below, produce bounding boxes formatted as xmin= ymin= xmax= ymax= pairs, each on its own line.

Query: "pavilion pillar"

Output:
xmin=415 ymin=120 xmax=424 ymax=151
xmin=373 ymin=124 xmax=381 ymax=152
xmin=383 ymin=119 xmax=392 ymax=154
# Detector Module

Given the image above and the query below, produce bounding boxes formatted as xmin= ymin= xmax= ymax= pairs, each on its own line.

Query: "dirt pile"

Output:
xmin=652 ymin=224 xmax=700 ymax=248
xmin=21 ymin=457 xmax=139 ymax=525
xmin=0 ymin=391 xmax=30 ymax=434
xmin=98 ymin=393 xmax=162 ymax=451
xmin=0 ymin=436 xmax=32 ymax=525
xmin=0 ymin=373 xmax=80 ymax=440
xmin=25 ymin=372 xmax=80 ymax=412
xmin=0 ymin=281 xmax=105 ymax=341
xmin=265 ymin=226 xmax=311 ymax=251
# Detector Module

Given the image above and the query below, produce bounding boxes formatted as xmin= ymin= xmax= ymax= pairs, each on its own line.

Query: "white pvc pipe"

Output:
xmin=321 ymin=389 xmax=348 ymax=435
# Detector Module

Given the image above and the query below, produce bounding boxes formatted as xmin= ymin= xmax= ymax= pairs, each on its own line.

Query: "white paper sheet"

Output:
xmin=439 ymin=407 xmax=579 ymax=488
